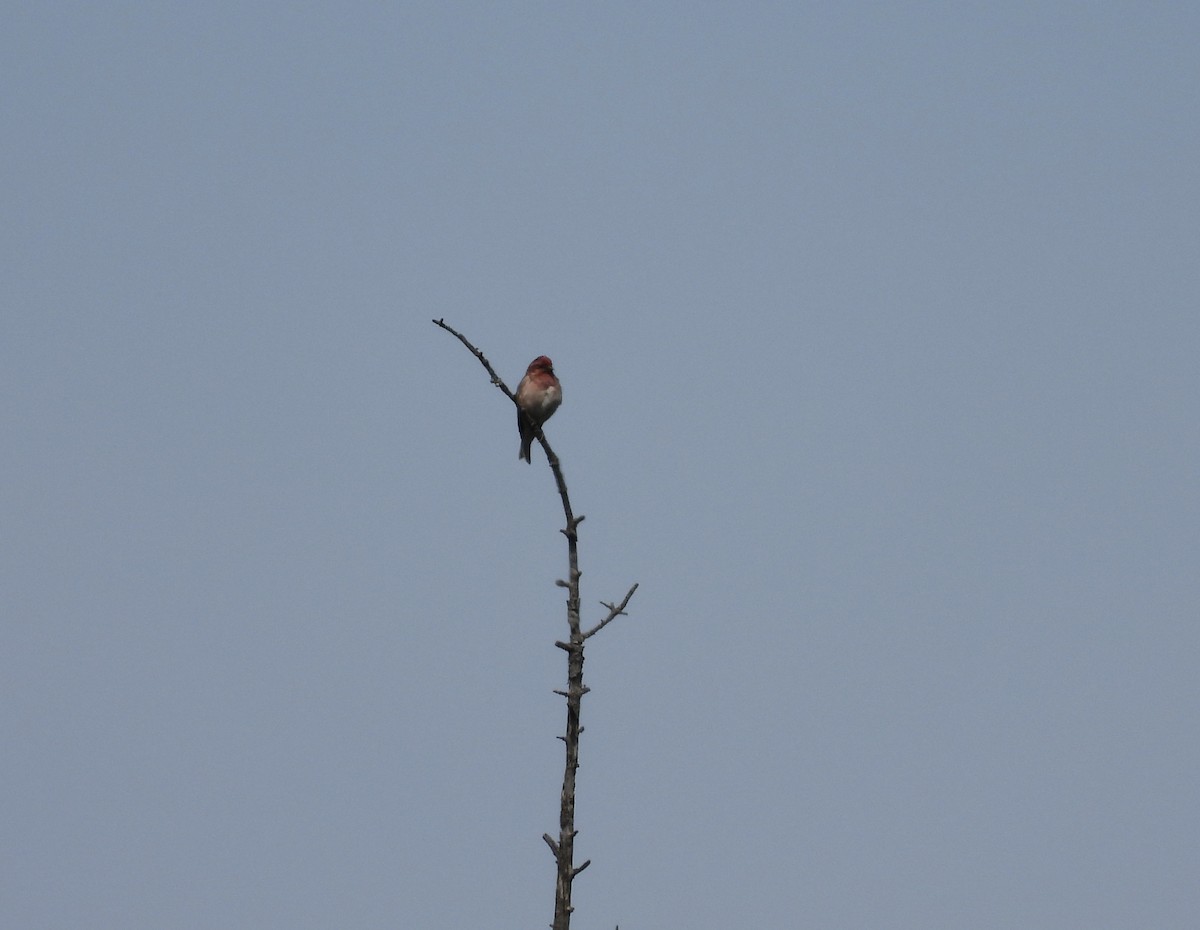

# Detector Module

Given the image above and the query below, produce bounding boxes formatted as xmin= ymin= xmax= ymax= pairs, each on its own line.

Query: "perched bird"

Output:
xmin=515 ymin=355 xmax=562 ymax=463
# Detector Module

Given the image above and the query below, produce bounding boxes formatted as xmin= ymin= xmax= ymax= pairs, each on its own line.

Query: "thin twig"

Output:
xmin=583 ymin=583 xmax=640 ymax=640
xmin=430 ymin=319 xmax=516 ymax=402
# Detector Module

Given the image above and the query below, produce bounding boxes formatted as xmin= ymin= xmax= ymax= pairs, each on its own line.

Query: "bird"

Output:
xmin=515 ymin=356 xmax=562 ymax=463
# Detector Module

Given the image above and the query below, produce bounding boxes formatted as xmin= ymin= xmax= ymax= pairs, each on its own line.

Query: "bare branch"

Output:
xmin=431 ymin=319 xmax=516 ymax=402
xmin=583 ymin=583 xmax=640 ymax=640
xmin=435 ymin=319 xmax=640 ymax=930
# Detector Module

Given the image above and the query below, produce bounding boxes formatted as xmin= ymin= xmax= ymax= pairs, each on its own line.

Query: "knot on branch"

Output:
xmin=552 ymin=686 xmax=591 ymax=699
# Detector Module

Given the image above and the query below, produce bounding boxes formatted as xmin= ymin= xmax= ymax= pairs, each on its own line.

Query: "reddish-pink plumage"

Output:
xmin=515 ymin=356 xmax=562 ymax=463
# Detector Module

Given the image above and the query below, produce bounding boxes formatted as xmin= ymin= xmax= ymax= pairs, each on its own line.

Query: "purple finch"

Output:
xmin=515 ymin=356 xmax=562 ymax=463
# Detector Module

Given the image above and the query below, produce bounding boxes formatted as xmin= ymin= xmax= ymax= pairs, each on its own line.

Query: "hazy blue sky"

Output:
xmin=4 ymin=3 xmax=1198 ymax=928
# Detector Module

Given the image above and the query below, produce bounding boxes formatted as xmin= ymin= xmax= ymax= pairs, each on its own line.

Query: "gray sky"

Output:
xmin=4 ymin=3 xmax=1198 ymax=928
